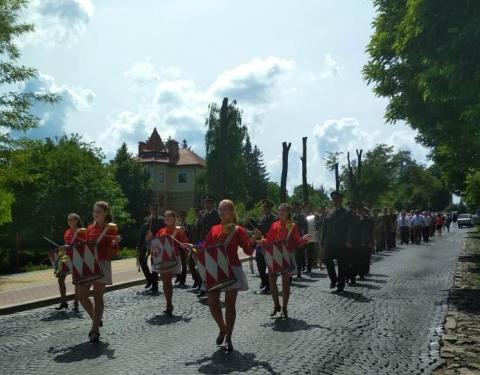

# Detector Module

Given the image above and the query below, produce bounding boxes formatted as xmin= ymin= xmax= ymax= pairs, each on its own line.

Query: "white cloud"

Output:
xmin=20 ymin=73 xmax=95 ymax=139
xmin=20 ymin=0 xmax=94 ymax=47
xmin=101 ymin=57 xmax=299 ymax=157
xmin=319 ymin=54 xmax=343 ymax=79
xmin=209 ymin=57 xmax=295 ymax=104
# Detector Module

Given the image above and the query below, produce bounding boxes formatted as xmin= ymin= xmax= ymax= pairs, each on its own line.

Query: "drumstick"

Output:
xmin=169 ymin=236 xmax=198 ymax=253
xmin=43 ymin=236 xmax=60 ymax=248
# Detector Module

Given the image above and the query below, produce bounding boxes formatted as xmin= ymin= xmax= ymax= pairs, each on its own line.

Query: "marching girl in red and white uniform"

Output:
xmin=155 ymin=210 xmax=189 ymax=315
xmin=76 ymin=201 xmax=120 ymax=343
xmin=259 ymin=203 xmax=311 ymax=319
xmin=54 ymin=213 xmax=83 ymax=311
xmin=183 ymin=199 xmax=258 ymax=352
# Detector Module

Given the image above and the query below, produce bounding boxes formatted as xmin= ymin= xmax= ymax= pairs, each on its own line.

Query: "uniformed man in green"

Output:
xmin=196 ymin=194 xmax=221 ymax=297
xmin=320 ymin=191 xmax=351 ymax=292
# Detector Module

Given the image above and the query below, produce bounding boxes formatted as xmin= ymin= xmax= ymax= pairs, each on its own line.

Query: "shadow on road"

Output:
xmin=40 ymin=310 xmax=84 ymax=322
xmin=335 ymin=290 xmax=372 ymax=303
xmin=185 ymin=349 xmax=279 ymax=374
xmin=261 ymin=317 xmax=326 ymax=332
xmin=50 ymin=341 xmax=115 ymax=363
xmin=349 ymin=282 xmax=381 ymax=290
xmin=308 ymin=272 xmax=327 ymax=279
xmin=146 ymin=314 xmax=192 ymax=326
xmin=362 ymin=277 xmax=388 ymax=284
xmin=367 ymin=273 xmax=389 ymax=278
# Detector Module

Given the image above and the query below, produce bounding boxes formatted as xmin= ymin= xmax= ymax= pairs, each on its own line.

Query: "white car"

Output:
xmin=458 ymin=214 xmax=474 ymax=228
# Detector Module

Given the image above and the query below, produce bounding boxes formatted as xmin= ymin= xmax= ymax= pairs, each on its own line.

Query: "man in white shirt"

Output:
xmin=410 ymin=211 xmax=425 ymax=245
xmin=397 ymin=209 xmax=411 ymax=245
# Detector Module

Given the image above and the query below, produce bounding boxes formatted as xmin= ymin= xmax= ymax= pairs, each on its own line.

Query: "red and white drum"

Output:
xmin=151 ymin=237 xmax=178 ymax=273
xmin=48 ymin=247 xmax=71 ymax=276
xmin=195 ymin=246 xmax=236 ymax=292
xmin=263 ymin=242 xmax=294 ymax=276
xmin=66 ymin=242 xmax=103 ymax=284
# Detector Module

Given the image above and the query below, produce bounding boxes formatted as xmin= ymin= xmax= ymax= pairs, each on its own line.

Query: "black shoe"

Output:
xmin=197 ymin=290 xmax=206 ymax=298
xmin=89 ymin=331 xmax=100 ymax=343
xmin=269 ymin=305 xmax=281 ymax=317
xmin=225 ymin=339 xmax=234 ymax=352
xmin=216 ymin=331 xmax=226 ymax=345
xmin=72 ymin=301 xmax=79 ymax=312
xmin=260 ymin=288 xmax=270 ymax=295
xmin=191 ymin=281 xmax=199 ymax=289
xmin=281 ymin=308 xmax=288 ymax=319
xmin=329 ymin=281 xmax=337 ymax=289
xmin=149 ymin=288 xmax=159 ymax=295
xmin=100 ymin=320 xmax=103 ymax=327
xmin=163 ymin=305 xmax=173 ymax=315
xmin=144 ymin=281 xmax=152 ymax=289
xmin=297 ymin=273 xmax=302 ymax=279
xmin=259 ymin=283 xmax=266 ymax=290
xmin=174 ymin=277 xmax=180 ymax=284
xmin=336 ymin=285 xmax=345 ymax=293
xmin=55 ymin=302 xmax=68 ymax=310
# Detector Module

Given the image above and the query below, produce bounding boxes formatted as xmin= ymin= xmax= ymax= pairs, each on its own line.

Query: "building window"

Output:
xmin=178 ymin=171 xmax=188 ymax=184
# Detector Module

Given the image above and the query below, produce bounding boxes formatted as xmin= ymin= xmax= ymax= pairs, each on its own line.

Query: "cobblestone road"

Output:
xmin=0 ymin=229 xmax=465 ymax=375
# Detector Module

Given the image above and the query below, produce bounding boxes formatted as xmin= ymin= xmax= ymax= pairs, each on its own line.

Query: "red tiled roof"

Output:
xmin=137 ymin=148 xmax=206 ymax=168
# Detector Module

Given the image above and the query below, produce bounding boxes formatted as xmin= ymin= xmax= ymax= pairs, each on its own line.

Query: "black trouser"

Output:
xmin=346 ymin=248 xmax=359 ymax=282
xmin=138 ymin=246 xmax=152 ymax=284
xmin=304 ymin=242 xmax=317 ymax=272
xmin=399 ymin=226 xmax=409 ymax=244
xmin=177 ymin=248 xmax=187 ymax=283
xmin=295 ymin=246 xmax=305 ymax=275
xmin=188 ymin=252 xmax=201 ymax=287
xmin=412 ymin=225 xmax=422 ymax=244
xmin=325 ymin=247 xmax=348 ymax=288
xmin=358 ymin=246 xmax=371 ymax=277
xmin=422 ymin=226 xmax=430 ymax=242
xmin=255 ymin=248 xmax=269 ymax=289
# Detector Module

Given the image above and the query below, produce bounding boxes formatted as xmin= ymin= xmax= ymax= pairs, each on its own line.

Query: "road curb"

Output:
xmin=0 ymin=256 xmax=253 ymax=316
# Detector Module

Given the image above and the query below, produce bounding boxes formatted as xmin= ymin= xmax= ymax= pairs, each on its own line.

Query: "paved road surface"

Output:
xmin=0 ymin=229 xmax=464 ymax=374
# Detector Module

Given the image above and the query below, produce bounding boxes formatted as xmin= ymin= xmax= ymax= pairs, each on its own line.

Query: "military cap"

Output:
xmin=203 ymin=194 xmax=214 ymax=202
xmin=261 ymin=199 xmax=274 ymax=208
xmin=330 ymin=191 xmax=344 ymax=199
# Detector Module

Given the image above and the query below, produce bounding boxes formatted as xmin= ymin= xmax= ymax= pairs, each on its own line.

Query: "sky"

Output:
xmin=16 ymin=0 xmax=430 ymax=190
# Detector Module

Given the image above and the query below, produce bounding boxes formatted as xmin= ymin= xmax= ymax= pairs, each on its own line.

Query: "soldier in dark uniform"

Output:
xmin=136 ymin=203 xmax=165 ymax=294
xmin=186 ymin=205 xmax=202 ymax=289
xmin=255 ymin=199 xmax=277 ymax=293
xmin=292 ymin=201 xmax=308 ymax=279
xmin=373 ymin=208 xmax=384 ymax=253
xmin=175 ymin=210 xmax=189 ymax=286
xmin=382 ymin=207 xmax=393 ymax=250
xmin=346 ymin=203 xmax=362 ymax=285
xmin=321 ymin=191 xmax=351 ymax=293
xmin=358 ymin=206 xmax=374 ymax=279
xmin=315 ymin=206 xmax=327 ymax=269
xmin=196 ymin=194 xmax=221 ymax=297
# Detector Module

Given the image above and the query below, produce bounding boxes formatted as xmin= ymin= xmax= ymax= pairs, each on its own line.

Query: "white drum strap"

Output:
xmin=222 ymin=225 xmax=238 ymax=248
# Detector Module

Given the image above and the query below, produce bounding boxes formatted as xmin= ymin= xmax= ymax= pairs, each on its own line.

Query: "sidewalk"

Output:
xmin=0 ymin=250 xmax=252 ymax=315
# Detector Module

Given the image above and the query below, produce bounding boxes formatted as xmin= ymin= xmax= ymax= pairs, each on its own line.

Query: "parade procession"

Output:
xmin=1 ymin=0 xmax=480 ymax=374
xmin=42 ymin=191 xmax=458 ymax=353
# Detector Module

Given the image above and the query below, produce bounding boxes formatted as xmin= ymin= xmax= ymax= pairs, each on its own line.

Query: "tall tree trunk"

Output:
xmin=280 ymin=142 xmax=291 ymax=203
xmin=334 ymin=163 xmax=340 ymax=192
xmin=356 ymin=149 xmax=363 ymax=181
xmin=301 ymin=137 xmax=308 ymax=204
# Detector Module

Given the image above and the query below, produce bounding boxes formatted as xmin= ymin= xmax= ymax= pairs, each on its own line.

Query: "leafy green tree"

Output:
xmin=205 ymin=97 xmax=247 ymax=201
xmin=1 ymin=135 xmax=130 ymax=252
xmin=340 ymin=144 xmax=450 ymax=211
xmin=266 ymin=181 xmax=281 ymax=205
xmin=464 ymin=170 xmax=480 ymax=210
xmin=364 ymin=0 xmax=480 ymax=192
xmin=290 ymin=184 xmax=330 ymax=208
xmin=0 ymin=0 xmax=59 ymax=222
xmin=110 ymin=143 xmax=152 ymax=246
xmin=243 ymin=134 xmax=269 ymax=208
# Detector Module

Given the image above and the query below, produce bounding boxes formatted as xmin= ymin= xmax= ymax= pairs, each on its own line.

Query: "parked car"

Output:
xmin=458 ymin=214 xmax=474 ymax=228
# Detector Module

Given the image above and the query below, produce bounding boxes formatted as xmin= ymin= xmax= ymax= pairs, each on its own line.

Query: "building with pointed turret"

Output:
xmin=136 ymin=128 xmax=206 ymax=211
